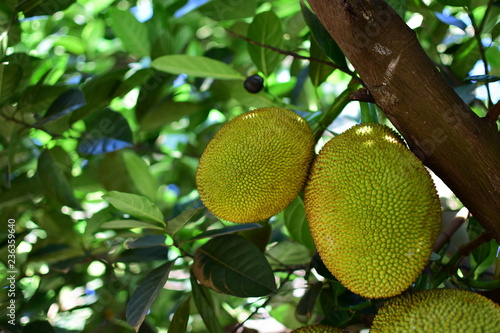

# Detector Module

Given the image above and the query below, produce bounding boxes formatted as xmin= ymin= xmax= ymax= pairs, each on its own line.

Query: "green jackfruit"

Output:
xmin=371 ymin=289 xmax=500 ymax=332
xmin=196 ymin=107 xmax=315 ymax=223
xmin=305 ymin=123 xmax=441 ymax=298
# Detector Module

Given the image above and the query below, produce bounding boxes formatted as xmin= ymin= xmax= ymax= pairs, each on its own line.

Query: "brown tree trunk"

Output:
xmin=307 ymin=0 xmax=500 ymax=241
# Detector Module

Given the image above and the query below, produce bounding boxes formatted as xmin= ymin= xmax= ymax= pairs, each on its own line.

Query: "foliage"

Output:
xmin=0 ymin=0 xmax=499 ymax=332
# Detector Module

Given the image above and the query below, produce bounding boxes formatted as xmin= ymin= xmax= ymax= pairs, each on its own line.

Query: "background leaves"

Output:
xmin=102 ymin=191 xmax=164 ymax=225
xmin=192 ymin=234 xmax=277 ymax=297
xmin=247 ymin=10 xmax=284 ymax=77
xmin=126 ymin=261 xmax=176 ymax=332
xmin=151 ymin=55 xmax=245 ymax=80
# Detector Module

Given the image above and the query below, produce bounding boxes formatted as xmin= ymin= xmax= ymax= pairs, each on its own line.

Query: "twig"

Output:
xmin=230 ymin=270 xmax=295 ymax=333
xmin=224 ymin=28 xmax=360 ymax=80
xmin=432 ymin=214 xmax=467 ymax=253
xmin=0 ymin=110 xmax=61 ymax=138
xmin=467 ymin=0 xmax=494 ymax=108
xmin=432 ymin=230 xmax=492 ymax=288
xmin=457 ymin=231 xmax=492 ymax=258
xmin=484 ymin=100 xmax=500 ymax=123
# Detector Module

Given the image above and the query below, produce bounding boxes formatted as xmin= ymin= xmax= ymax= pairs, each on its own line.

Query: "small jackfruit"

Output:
xmin=305 ymin=123 xmax=441 ymax=298
xmin=291 ymin=324 xmax=343 ymax=332
xmin=370 ymin=289 xmax=500 ymax=332
xmin=196 ymin=107 xmax=315 ymax=223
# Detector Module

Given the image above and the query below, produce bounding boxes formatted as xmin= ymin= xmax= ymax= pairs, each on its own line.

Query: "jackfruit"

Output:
xmin=370 ymin=289 xmax=500 ymax=332
xmin=291 ymin=324 xmax=343 ymax=332
xmin=196 ymin=107 xmax=315 ymax=223
xmin=305 ymin=123 xmax=441 ymax=298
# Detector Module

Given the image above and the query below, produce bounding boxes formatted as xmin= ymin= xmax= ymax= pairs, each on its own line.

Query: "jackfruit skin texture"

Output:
xmin=305 ymin=123 xmax=441 ymax=299
xmin=196 ymin=107 xmax=315 ymax=223
xmin=291 ymin=324 xmax=343 ymax=332
xmin=370 ymin=289 xmax=500 ymax=332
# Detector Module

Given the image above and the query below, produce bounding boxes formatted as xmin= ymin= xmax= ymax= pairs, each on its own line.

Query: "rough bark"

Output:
xmin=307 ymin=0 xmax=500 ymax=241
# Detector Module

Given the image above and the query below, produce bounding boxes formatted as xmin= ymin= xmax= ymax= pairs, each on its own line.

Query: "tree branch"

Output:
xmin=485 ymin=100 xmax=500 ymax=123
xmin=307 ymin=0 xmax=500 ymax=242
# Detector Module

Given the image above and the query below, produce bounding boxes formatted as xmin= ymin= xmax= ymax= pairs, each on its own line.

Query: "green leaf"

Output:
xmin=126 ymin=261 xmax=176 ymax=332
xmin=468 ymin=217 xmax=497 ymax=277
xmin=435 ymin=12 xmax=467 ymax=30
xmin=98 ymin=149 xmax=159 ymax=201
xmin=127 ymin=235 xmax=167 ymax=249
xmin=109 ymin=8 xmax=151 ymax=58
xmin=168 ymin=296 xmax=191 ymax=333
xmin=36 ymin=88 xmax=86 ymax=125
xmin=296 ymin=282 xmax=323 ymax=317
xmin=192 ymin=234 xmax=277 ymax=297
xmin=472 ymin=239 xmax=497 ymax=277
xmin=37 ymin=147 xmax=81 ymax=209
xmin=189 ymin=273 xmax=223 ymax=333
xmin=0 ymin=62 xmax=22 ymax=104
xmin=284 ymin=196 xmax=315 ymax=252
xmin=188 ymin=223 xmax=263 ymax=242
xmin=53 ymin=35 xmax=86 ymax=55
xmin=238 ymin=221 xmax=272 ymax=253
xmin=102 ymin=191 xmax=164 ymax=225
xmin=386 ymin=0 xmax=407 ymax=18
xmin=465 ymin=74 xmax=500 ymax=83
xmin=198 ymin=0 xmax=257 ymax=20
xmin=360 ymin=102 xmax=379 ymax=123
xmin=2 ymin=53 xmax=32 ymax=96
xmin=247 ymin=11 xmax=284 ymax=77
xmin=266 ymin=241 xmax=312 ymax=268
xmin=100 ymin=220 xmax=164 ymax=230
xmin=17 ymin=0 xmax=76 ymax=17
xmin=32 ymin=206 xmax=78 ymax=240
xmin=78 ymin=109 xmax=133 ymax=155
xmin=70 ymin=69 xmax=128 ymax=122
xmin=140 ymin=101 xmax=207 ymax=131
xmin=165 ymin=208 xmax=204 ymax=236
xmin=450 ymin=38 xmax=482 ymax=79
xmin=301 ymin=2 xmax=347 ymax=69
xmin=151 ymin=55 xmax=244 ymax=80
xmin=319 ymin=284 xmax=352 ymax=327
xmin=270 ymin=304 xmax=304 ymax=330
xmin=308 ymin=37 xmax=334 ymax=87
xmin=0 ymin=174 xmax=42 ymax=209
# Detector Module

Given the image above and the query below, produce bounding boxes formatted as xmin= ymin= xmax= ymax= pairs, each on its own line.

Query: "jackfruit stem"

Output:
xmin=432 ymin=231 xmax=493 ymax=288
xmin=456 ymin=276 xmax=500 ymax=290
xmin=335 ymin=300 xmax=374 ymax=311
xmin=312 ymin=81 xmax=360 ymax=141
xmin=359 ymin=101 xmax=378 ymax=124
xmin=433 ymin=215 xmax=467 ymax=253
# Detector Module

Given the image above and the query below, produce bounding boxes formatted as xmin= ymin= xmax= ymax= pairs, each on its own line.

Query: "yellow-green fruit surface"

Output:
xmin=305 ymin=123 xmax=441 ymax=298
xmin=291 ymin=324 xmax=343 ymax=332
xmin=371 ymin=289 xmax=500 ymax=332
xmin=196 ymin=107 xmax=315 ymax=223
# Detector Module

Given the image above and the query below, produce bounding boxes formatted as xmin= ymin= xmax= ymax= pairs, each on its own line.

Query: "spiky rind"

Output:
xmin=305 ymin=123 xmax=441 ymax=298
xmin=196 ymin=107 xmax=315 ymax=223
xmin=371 ymin=289 xmax=500 ymax=332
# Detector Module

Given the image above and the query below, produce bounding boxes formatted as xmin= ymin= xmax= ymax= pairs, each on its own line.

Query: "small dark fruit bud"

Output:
xmin=244 ymin=75 xmax=264 ymax=93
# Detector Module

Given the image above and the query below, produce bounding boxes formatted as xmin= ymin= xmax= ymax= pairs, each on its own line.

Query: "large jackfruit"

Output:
xmin=370 ymin=289 xmax=500 ymax=332
xmin=305 ymin=123 xmax=441 ymax=298
xmin=196 ymin=107 xmax=315 ymax=223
